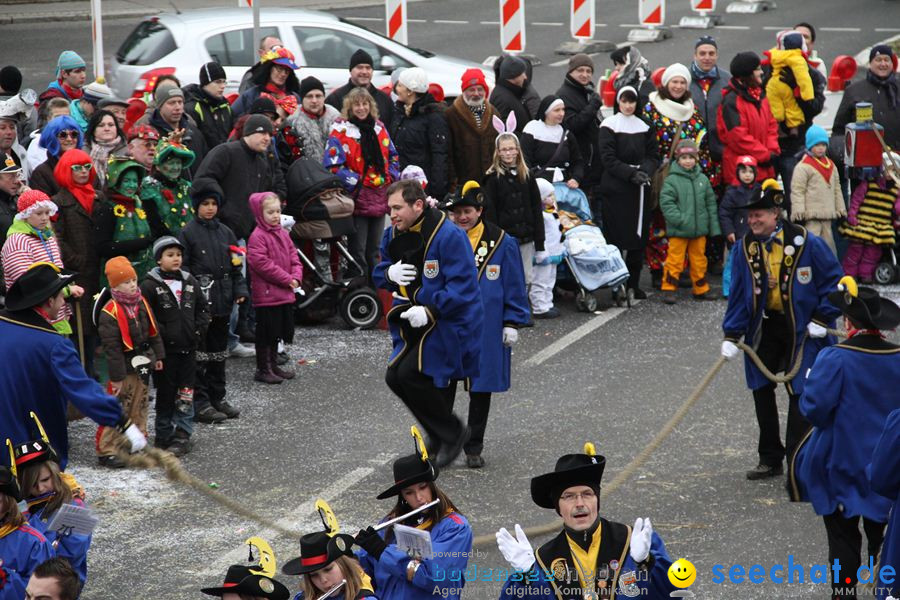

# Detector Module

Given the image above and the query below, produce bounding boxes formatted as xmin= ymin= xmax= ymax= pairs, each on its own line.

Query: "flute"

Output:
xmin=315 ymin=579 xmax=346 ymax=600
xmin=373 ymin=499 xmax=440 ymax=531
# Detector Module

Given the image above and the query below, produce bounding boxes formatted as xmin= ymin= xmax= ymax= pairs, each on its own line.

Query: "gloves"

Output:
xmin=496 ymin=524 xmax=535 ymax=571
xmin=387 ymin=261 xmax=417 ymax=286
xmin=125 ymin=424 xmax=147 ymax=453
xmin=355 ymin=526 xmax=388 ymax=560
xmin=502 ymin=327 xmax=518 ymax=347
xmin=629 ymin=517 xmax=652 ymax=563
xmin=630 ymin=170 xmax=651 ymax=186
xmin=533 ymin=250 xmax=549 ymax=265
xmin=721 ymin=340 xmax=740 ymax=361
xmin=807 ymin=322 xmax=828 ymax=338
xmin=400 ymin=306 xmax=429 ymax=328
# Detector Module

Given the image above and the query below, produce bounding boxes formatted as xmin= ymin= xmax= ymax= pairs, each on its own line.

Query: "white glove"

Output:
xmin=502 ymin=327 xmax=518 ymax=347
xmin=400 ymin=306 xmax=429 ymax=328
xmin=721 ymin=340 xmax=740 ymax=360
xmin=387 ymin=261 xmax=417 ymax=286
xmin=125 ymin=424 xmax=147 ymax=453
xmin=533 ymin=250 xmax=549 ymax=265
xmin=280 ymin=214 xmax=296 ymax=231
xmin=496 ymin=524 xmax=535 ymax=571
xmin=807 ymin=322 xmax=827 ymax=338
xmin=629 ymin=517 xmax=652 ymax=563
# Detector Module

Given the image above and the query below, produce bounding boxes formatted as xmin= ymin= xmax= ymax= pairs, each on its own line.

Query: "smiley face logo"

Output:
xmin=667 ymin=558 xmax=696 ymax=588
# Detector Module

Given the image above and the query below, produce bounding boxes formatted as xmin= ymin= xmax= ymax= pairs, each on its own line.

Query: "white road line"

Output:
xmin=533 ymin=21 xmax=564 ymax=26
xmin=716 ymin=25 xmax=750 ymax=30
xmin=820 ymin=27 xmax=861 ymax=32
xmin=409 ymin=18 xmax=427 ymax=23
xmin=875 ymin=28 xmax=900 ymax=32
xmin=594 ymin=23 xmax=608 ymax=28
xmin=523 ymin=304 xmax=638 ymax=367
xmin=346 ymin=16 xmax=381 ymax=22
xmin=203 ymin=466 xmax=376 ymax=576
xmin=434 ymin=19 xmax=469 ymax=24
xmin=618 ymin=23 xmax=642 ymax=28
xmin=481 ymin=20 xmax=500 ymax=25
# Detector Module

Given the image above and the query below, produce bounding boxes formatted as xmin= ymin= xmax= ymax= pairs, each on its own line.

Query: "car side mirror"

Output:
xmin=379 ymin=55 xmax=398 ymax=73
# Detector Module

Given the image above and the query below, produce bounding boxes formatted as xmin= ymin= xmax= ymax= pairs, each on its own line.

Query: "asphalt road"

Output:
xmin=2 ymin=1 xmax=900 ymax=598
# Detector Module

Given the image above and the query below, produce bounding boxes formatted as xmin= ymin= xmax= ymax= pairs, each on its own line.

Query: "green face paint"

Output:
xmin=118 ymin=169 xmax=140 ymax=196
xmin=158 ymin=157 xmax=183 ymax=181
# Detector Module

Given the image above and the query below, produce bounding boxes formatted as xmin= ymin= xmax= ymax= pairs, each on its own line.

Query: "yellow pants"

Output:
xmin=96 ymin=373 xmax=148 ymax=456
xmin=663 ymin=236 xmax=710 ymax=294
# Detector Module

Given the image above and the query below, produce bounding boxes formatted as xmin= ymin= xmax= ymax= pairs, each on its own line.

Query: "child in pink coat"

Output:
xmin=247 ymin=192 xmax=303 ymax=384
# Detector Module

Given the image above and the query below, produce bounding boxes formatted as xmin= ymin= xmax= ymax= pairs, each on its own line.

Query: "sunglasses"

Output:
xmin=70 ymin=163 xmax=93 ymax=172
xmin=57 ymin=131 xmax=79 ymax=140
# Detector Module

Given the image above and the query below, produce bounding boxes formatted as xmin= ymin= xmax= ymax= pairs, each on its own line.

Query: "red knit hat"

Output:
xmin=460 ymin=68 xmax=488 ymax=94
xmin=105 ymin=256 xmax=137 ymax=288
xmin=16 ymin=189 xmax=57 ymax=221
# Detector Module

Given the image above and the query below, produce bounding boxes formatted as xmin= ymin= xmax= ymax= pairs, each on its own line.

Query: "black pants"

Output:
xmin=153 ymin=351 xmax=197 ymax=442
xmin=446 ymin=381 xmax=492 ymax=456
xmin=385 ymin=351 xmax=463 ymax=448
xmin=751 ymin=312 xmax=811 ymax=466
xmin=824 ymin=510 xmax=886 ymax=599
xmin=195 ymin=316 xmax=229 ymax=410
xmin=706 ymin=234 xmax=725 ymax=267
xmin=624 ymin=249 xmax=645 ymax=290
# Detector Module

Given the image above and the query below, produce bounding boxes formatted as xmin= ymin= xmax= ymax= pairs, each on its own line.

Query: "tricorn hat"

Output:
xmin=4 ymin=262 xmax=76 ymax=311
xmin=744 ymin=178 xmax=784 ymax=211
xmin=282 ymin=531 xmax=356 ymax=575
xmin=0 ymin=465 xmax=20 ymax=502
xmin=530 ymin=443 xmax=606 ymax=509
xmin=12 ymin=412 xmax=59 ymax=468
xmin=442 ymin=181 xmax=484 ymax=211
xmin=376 ymin=426 xmax=439 ymax=500
xmin=828 ymin=276 xmax=900 ymax=330
xmin=200 ymin=565 xmax=289 ymax=599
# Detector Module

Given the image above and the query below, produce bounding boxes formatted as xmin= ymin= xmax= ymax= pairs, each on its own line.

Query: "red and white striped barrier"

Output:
xmin=692 ymin=0 xmax=715 ymax=11
xmin=386 ymin=0 xmax=408 ymax=45
xmin=570 ymin=0 xmax=594 ymax=40
xmin=500 ymin=0 xmax=525 ymax=54
xmin=680 ymin=0 xmax=720 ymax=27
xmin=639 ymin=0 xmax=665 ymax=27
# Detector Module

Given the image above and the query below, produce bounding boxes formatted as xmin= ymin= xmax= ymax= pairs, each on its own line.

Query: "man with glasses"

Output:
xmin=239 ymin=35 xmax=285 ymax=94
xmin=124 ymin=125 xmax=160 ymax=170
xmin=39 ymin=51 xmax=87 ymax=103
xmin=496 ymin=445 xmax=676 ymax=600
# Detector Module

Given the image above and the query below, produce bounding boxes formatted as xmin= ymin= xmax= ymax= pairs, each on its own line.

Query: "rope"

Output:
xmin=735 ymin=326 xmax=844 ymax=384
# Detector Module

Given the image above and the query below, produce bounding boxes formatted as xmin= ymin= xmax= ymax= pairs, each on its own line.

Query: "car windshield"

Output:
xmin=116 ymin=19 xmax=177 ymax=66
xmin=337 ymin=18 xmax=435 ymax=58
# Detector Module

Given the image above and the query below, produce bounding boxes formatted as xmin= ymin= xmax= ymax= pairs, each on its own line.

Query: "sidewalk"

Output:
xmin=0 ymin=0 xmax=397 ymax=24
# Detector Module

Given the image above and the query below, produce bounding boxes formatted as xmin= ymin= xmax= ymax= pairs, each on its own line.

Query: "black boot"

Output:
xmin=271 ymin=346 xmax=295 ymax=380
xmin=211 ymin=398 xmax=241 ymax=419
xmin=254 ymin=343 xmax=283 ymax=384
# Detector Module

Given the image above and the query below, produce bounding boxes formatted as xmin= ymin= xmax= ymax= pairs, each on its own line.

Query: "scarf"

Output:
xmin=866 ymin=69 xmax=898 ymax=108
xmin=110 ymin=287 xmax=142 ymax=308
xmin=54 ymin=149 xmax=96 ymax=215
xmin=690 ymin=62 xmax=719 ymax=82
xmin=57 ymin=81 xmax=83 ymax=101
xmin=263 ymin=82 xmax=287 ymax=98
xmin=614 ymin=47 xmax=650 ymax=92
xmin=89 ymin=137 xmax=121 ymax=186
xmin=0 ymin=522 xmax=19 ymax=539
xmin=755 ymin=222 xmax=784 ymax=250
xmin=466 ymin=102 xmax=486 ymax=128
xmin=648 ymin=91 xmax=695 ymax=122
xmin=801 ymin=153 xmax=835 ymax=183
xmin=350 ymin=115 xmax=385 ymax=176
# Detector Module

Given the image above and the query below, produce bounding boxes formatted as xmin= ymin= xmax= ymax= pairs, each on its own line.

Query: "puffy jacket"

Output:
xmin=246 ymin=192 xmax=303 ymax=307
xmin=659 ymin=161 xmax=721 ymax=239
xmin=140 ymin=267 xmax=210 ymax=352
xmin=689 ymin=66 xmax=731 ymax=162
xmin=481 ymin=170 xmax=545 ymax=249
xmin=97 ymin=297 xmax=166 ymax=382
xmin=717 ymin=79 xmax=780 ymax=185
xmin=178 ymin=215 xmax=249 ymax=317
xmin=556 ymin=74 xmax=603 ymax=184
xmin=183 ymin=83 xmax=234 ymax=150
xmin=391 ymin=93 xmax=450 ymax=200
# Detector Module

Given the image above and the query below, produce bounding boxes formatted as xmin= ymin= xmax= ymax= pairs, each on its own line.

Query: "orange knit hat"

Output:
xmin=104 ymin=256 xmax=137 ymax=288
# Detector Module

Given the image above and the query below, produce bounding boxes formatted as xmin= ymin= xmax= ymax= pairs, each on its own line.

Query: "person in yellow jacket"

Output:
xmin=766 ymin=31 xmax=814 ymax=134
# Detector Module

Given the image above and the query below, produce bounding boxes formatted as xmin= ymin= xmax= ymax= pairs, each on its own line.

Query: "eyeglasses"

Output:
xmin=559 ymin=490 xmax=597 ymax=503
xmin=499 ymin=148 xmax=518 ymax=154
xmin=57 ymin=131 xmax=79 ymax=140
xmin=70 ymin=163 xmax=93 ymax=172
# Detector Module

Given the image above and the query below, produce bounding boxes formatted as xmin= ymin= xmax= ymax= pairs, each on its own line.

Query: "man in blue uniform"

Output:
xmin=0 ymin=263 xmax=147 ymax=469
xmin=789 ymin=279 xmax=900 ymax=600
xmin=496 ymin=445 xmax=676 ymax=600
xmin=374 ymin=179 xmax=484 ymax=468
xmin=721 ymin=181 xmax=842 ymax=480
xmin=869 ymin=408 xmax=900 ymax=600
xmin=443 ymin=181 xmax=530 ymax=469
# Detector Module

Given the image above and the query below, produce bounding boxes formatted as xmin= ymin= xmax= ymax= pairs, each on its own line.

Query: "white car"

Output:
xmin=108 ymin=7 xmax=492 ymax=101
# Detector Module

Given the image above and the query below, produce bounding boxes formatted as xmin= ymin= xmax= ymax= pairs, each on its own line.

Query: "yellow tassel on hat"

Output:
xmin=315 ymin=498 xmax=340 ymax=536
xmin=583 ymin=442 xmax=597 ymax=456
xmin=838 ymin=275 xmax=858 ymax=298
xmin=762 ymin=178 xmax=781 ymax=191
xmin=5 ymin=439 xmax=16 ymax=480
xmin=461 ymin=180 xmax=481 ymax=196
xmin=411 ymin=425 xmax=428 ymax=461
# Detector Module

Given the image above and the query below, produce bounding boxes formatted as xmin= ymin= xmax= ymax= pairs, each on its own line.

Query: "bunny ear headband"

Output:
xmin=492 ymin=112 xmax=517 ymax=139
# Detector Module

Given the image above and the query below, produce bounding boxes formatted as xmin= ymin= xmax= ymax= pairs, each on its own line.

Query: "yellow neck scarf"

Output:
xmin=0 ymin=522 xmax=20 ymax=539
xmin=566 ymin=523 xmax=603 ymax=591
xmin=466 ymin=221 xmax=484 ymax=253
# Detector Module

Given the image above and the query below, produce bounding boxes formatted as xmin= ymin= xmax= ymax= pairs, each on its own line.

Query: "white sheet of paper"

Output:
xmin=47 ymin=503 xmax=99 ymax=536
xmin=392 ymin=523 xmax=433 ymax=560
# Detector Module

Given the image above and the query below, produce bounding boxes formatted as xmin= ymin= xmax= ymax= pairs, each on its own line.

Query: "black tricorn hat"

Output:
xmin=442 ymin=181 xmax=484 ymax=211
xmin=744 ymin=179 xmax=784 ymax=211
xmin=282 ymin=531 xmax=356 ymax=575
xmin=828 ymin=278 xmax=900 ymax=330
xmin=376 ymin=453 xmax=439 ymax=500
xmin=0 ymin=466 xmax=20 ymax=502
xmin=201 ymin=565 xmax=290 ymax=599
xmin=4 ymin=262 xmax=76 ymax=311
xmin=14 ymin=439 xmax=58 ymax=469
xmin=530 ymin=445 xmax=606 ymax=509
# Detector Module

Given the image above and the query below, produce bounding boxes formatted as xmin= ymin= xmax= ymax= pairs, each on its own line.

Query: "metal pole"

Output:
xmin=252 ymin=0 xmax=261 ymax=61
xmin=90 ymin=0 xmax=105 ymax=80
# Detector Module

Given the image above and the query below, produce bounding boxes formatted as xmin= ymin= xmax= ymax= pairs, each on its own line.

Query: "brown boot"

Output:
xmin=270 ymin=346 xmax=295 ymax=380
xmin=254 ymin=343 xmax=283 ymax=384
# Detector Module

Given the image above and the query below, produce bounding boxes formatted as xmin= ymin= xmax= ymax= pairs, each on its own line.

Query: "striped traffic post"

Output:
xmin=499 ymin=0 xmax=525 ymax=54
xmin=386 ymin=0 xmax=408 ymax=46
xmin=570 ymin=0 xmax=593 ymax=40
xmin=627 ymin=0 xmax=670 ymax=42
xmin=680 ymin=0 xmax=721 ymax=28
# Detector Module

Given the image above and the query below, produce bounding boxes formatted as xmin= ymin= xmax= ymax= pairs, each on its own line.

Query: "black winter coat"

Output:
xmin=489 ymin=80 xmax=532 ymax=135
xmin=326 ymin=80 xmax=395 ymax=130
xmin=193 ymin=140 xmax=286 ymax=240
xmin=184 ymin=84 xmax=234 ymax=150
xmin=140 ymin=268 xmax=210 ymax=353
xmin=556 ymin=75 xmax=603 ymax=185
xmin=391 ymin=93 xmax=450 ymax=200
xmin=832 ymin=71 xmax=900 ymax=151
xmin=178 ymin=217 xmax=248 ymax=317
xmin=481 ymin=170 xmax=545 ymax=250
xmin=520 ymin=124 xmax=584 ymax=184
xmin=718 ymin=182 xmax=759 ymax=241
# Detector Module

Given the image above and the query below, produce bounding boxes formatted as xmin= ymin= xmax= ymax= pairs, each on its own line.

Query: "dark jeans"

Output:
xmin=385 ymin=352 xmax=463 ymax=448
xmin=349 ymin=215 xmax=385 ymax=283
xmin=824 ymin=510 xmax=886 ymax=599
xmin=195 ymin=316 xmax=229 ymax=410
xmin=446 ymin=381 xmax=492 ymax=456
xmin=751 ymin=312 xmax=811 ymax=466
xmin=625 ymin=249 xmax=645 ymax=290
xmin=153 ymin=351 xmax=197 ymax=443
xmin=776 ymin=151 xmax=800 ymax=216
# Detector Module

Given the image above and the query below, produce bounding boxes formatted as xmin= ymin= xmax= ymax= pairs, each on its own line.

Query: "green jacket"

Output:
xmin=659 ymin=161 xmax=721 ymax=239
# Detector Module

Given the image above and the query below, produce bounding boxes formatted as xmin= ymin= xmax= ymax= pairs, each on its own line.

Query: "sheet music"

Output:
xmin=47 ymin=503 xmax=99 ymax=536
xmin=393 ymin=524 xmax=433 ymax=560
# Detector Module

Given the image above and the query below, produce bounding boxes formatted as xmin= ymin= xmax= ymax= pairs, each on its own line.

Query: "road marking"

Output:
xmin=618 ymin=23 xmax=642 ymax=28
xmin=549 ymin=57 xmax=571 ymax=67
xmin=533 ymin=21 xmax=564 ymax=26
xmin=346 ymin=16 xmax=381 ymax=22
xmin=820 ymin=27 xmax=861 ymax=32
xmin=716 ymin=25 xmax=750 ymax=30
xmin=523 ymin=304 xmax=638 ymax=367
xmin=875 ymin=28 xmax=900 ymax=32
xmin=409 ymin=18 xmax=427 ymax=23
xmin=203 ymin=466 xmax=376 ymax=575
xmin=434 ymin=19 xmax=469 ymax=24
xmin=481 ymin=20 xmax=500 ymax=25
xmin=762 ymin=26 xmax=792 ymax=30
xmin=594 ymin=23 xmax=608 ymax=28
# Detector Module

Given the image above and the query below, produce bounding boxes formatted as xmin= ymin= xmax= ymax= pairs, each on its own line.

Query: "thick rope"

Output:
xmin=735 ymin=327 xmax=844 ymax=384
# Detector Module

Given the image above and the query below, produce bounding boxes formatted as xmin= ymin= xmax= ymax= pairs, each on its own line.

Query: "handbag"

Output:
xmin=649 ymin=122 xmax=684 ymax=210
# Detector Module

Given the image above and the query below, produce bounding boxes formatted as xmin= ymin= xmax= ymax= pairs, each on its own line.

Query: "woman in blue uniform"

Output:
xmin=283 ymin=530 xmax=377 ymax=600
xmin=0 ymin=464 xmax=53 ymax=600
xmin=443 ymin=181 xmax=530 ymax=469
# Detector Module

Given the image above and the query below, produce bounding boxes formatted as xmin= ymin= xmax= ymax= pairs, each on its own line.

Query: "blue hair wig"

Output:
xmin=39 ymin=115 xmax=84 ymax=158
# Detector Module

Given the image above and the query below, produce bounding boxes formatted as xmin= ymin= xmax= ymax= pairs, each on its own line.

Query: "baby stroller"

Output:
xmin=554 ymin=183 xmax=630 ymax=312
xmin=284 ymin=158 xmax=383 ymax=329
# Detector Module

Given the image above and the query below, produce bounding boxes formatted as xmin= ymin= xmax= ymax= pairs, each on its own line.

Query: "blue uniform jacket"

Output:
xmin=868 ymin=409 xmax=900 ymax=600
xmin=499 ymin=521 xmax=675 ymax=600
xmin=0 ymin=310 xmax=124 ymax=469
xmin=356 ymin=512 xmax=473 ymax=600
xmin=468 ymin=223 xmax=530 ymax=393
xmin=789 ymin=335 xmax=900 ymax=519
xmin=374 ymin=209 xmax=484 ymax=387
xmin=722 ymin=221 xmax=842 ymax=394
xmin=0 ymin=524 xmax=54 ymax=600
xmin=25 ymin=498 xmax=93 ymax=583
